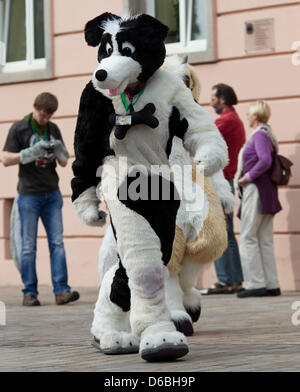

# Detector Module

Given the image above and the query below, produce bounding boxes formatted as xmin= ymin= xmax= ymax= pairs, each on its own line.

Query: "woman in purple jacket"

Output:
xmin=236 ymin=101 xmax=281 ymax=298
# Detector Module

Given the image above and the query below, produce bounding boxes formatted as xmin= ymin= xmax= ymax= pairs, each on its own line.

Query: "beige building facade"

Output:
xmin=0 ymin=0 xmax=300 ymax=291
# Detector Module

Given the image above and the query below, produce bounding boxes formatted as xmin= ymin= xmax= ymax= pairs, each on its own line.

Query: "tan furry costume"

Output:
xmin=166 ymin=58 xmax=227 ymax=277
xmin=168 ymin=169 xmax=227 ymax=275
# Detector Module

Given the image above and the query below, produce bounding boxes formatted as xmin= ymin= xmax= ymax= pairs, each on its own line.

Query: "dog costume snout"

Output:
xmin=95 ymin=69 xmax=108 ymax=82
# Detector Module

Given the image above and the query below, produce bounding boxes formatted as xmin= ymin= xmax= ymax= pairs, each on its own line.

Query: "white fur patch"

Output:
xmin=170 ymin=310 xmax=192 ymax=323
xmin=98 ymin=223 xmax=118 ymax=279
xmin=178 ymin=260 xmax=202 ymax=310
xmin=92 ymin=54 xmax=142 ymax=94
xmin=101 ymin=18 xmax=122 ymax=35
xmin=179 ymin=259 xmax=202 ymax=293
xmin=163 ymin=55 xmax=186 ymax=81
xmin=165 ymin=275 xmax=185 ymax=312
xmin=91 ymin=263 xmax=131 ymax=340
xmin=183 ymin=288 xmax=202 ymax=310
xmin=170 ymin=137 xmax=209 ymax=242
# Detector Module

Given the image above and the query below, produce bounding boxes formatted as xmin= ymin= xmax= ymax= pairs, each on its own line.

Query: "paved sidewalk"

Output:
xmin=0 ymin=285 xmax=300 ymax=372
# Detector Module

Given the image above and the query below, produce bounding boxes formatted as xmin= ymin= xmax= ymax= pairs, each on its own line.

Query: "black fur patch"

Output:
xmin=71 ymin=81 xmax=115 ymax=202
xmin=166 ymin=106 xmax=189 ymax=158
xmin=116 ymin=40 xmax=136 ymax=58
xmin=110 ymin=260 xmax=131 ymax=312
xmin=172 ymin=318 xmax=194 ymax=336
xmin=84 ymin=13 xmax=120 ymax=47
xmin=109 ymin=219 xmax=131 ymax=312
xmin=98 ymin=33 xmax=113 ymax=63
xmin=117 ymin=172 xmax=180 ymax=265
xmin=185 ymin=306 xmax=202 ymax=323
xmin=116 ymin=15 xmax=169 ymax=82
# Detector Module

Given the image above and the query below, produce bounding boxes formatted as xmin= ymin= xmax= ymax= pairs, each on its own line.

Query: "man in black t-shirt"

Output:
xmin=1 ymin=92 xmax=79 ymax=306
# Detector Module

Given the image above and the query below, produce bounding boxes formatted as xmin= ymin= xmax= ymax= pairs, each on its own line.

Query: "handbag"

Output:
xmin=271 ymin=152 xmax=293 ymax=186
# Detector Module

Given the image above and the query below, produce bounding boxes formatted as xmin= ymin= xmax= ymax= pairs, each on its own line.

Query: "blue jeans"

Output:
xmin=18 ymin=190 xmax=70 ymax=297
xmin=214 ymin=179 xmax=244 ymax=285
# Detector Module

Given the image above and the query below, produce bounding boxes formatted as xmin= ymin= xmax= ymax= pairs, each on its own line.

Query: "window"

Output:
xmin=124 ymin=0 xmax=216 ymax=63
xmin=0 ymin=0 xmax=51 ymax=84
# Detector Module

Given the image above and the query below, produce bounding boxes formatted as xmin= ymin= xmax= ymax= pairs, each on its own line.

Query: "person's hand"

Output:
xmin=238 ymin=176 xmax=249 ymax=187
xmin=50 ymin=139 xmax=64 ymax=154
xmin=20 ymin=140 xmax=51 ymax=164
xmin=50 ymin=139 xmax=69 ymax=163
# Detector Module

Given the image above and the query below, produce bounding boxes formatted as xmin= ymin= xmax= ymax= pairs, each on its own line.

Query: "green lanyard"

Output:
xmin=120 ymin=85 xmax=145 ymax=113
xmin=29 ymin=113 xmax=48 ymax=142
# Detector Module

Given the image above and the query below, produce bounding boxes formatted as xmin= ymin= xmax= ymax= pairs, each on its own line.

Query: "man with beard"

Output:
xmin=201 ymin=84 xmax=246 ymax=295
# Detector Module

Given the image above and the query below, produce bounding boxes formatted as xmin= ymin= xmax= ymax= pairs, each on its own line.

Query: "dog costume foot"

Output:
xmin=140 ymin=323 xmax=189 ymax=362
xmin=171 ymin=310 xmax=194 ymax=336
xmin=185 ymin=305 xmax=202 ymax=323
xmin=92 ymin=331 xmax=140 ymax=355
xmin=183 ymin=288 xmax=202 ymax=322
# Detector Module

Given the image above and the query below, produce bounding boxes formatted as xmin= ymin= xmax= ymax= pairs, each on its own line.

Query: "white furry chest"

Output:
xmin=109 ymin=75 xmax=172 ymax=166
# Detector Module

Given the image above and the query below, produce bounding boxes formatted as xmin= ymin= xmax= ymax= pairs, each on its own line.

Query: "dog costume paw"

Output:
xmin=183 ymin=288 xmax=202 ymax=323
xmin=171 ymin=310 xmax=194 ymax=336
xmin=72 ymin=186 xmax=107 ymax=227
xmin=92 ymin=331 xmax=140 ymax=355
xmin=139 ymin=322 xmax=189 ymax=362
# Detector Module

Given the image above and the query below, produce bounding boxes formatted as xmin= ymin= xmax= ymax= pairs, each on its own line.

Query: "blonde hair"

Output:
xmin=249 ymin=101 xmax=271 ymax=123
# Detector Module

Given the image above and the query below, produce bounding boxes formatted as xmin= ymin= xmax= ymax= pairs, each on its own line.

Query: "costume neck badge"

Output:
xmin=120 ymin=82 xmax=146 ymax=114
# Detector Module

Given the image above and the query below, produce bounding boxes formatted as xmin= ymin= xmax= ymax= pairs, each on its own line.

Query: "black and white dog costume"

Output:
xmin=72 ymin=13 xmax=228 ymax=362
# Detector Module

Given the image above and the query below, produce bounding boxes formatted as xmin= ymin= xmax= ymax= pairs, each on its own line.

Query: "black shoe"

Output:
xmin=237 ymin=288 xmax=267 ymax=298
xmin=232 ymin=282 xmax=244 ymax=293
xmin=200 ymin=282 xmax=234 ymax=295
xmin=262 ymin=288 xmax=281 ymax=297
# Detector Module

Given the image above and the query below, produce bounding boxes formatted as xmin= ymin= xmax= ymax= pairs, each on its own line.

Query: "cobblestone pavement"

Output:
xmin=0 ymin=286 xmax=300 ymax=372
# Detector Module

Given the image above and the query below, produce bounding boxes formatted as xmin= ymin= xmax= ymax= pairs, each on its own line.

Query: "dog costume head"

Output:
xmin=85 ymin=13 xmax=169 ymax=96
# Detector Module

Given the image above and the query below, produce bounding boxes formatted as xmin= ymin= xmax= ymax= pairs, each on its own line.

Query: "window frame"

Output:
xmin=123 ymin=0 xmax=217 ymax=63
xmin=0 ymin=0 xmax=52 ymax=84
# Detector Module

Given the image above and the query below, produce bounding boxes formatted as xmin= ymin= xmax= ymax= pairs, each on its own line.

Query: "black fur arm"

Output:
xmin=71 ymin=81 xmax=114 ymax=202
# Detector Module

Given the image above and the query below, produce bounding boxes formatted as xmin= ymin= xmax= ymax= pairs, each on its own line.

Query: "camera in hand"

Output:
xmin=45 ymin=146 xmax=54 ymax=153
xmin=45 ymin=141 xmax=55 ymax=154
xmin=35 ymin=142 xmax=55 ymax=167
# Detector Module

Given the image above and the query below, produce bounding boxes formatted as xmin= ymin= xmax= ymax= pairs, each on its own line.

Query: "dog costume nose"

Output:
xmin=95 ymin=70 xmax=107 ymax=81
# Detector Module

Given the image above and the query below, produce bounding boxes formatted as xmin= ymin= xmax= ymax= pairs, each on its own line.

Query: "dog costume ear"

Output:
xmin=133 ymin=14 xmax=169 ymax=43
xmin=84 ymin=12 xmax=121 ymax=46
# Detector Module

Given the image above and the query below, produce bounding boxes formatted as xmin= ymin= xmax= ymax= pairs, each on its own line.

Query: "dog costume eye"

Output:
xmin=121 ymin=42 xmax=135 ymax=56
xmin=106 ymin=42 xmax=113 ymax=55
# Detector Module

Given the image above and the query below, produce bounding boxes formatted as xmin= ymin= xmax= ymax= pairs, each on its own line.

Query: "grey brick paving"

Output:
xmin=0 ymin=286 xmax=300 ymax=372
